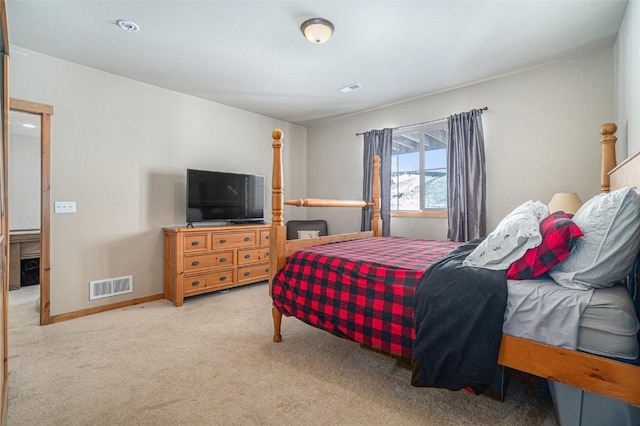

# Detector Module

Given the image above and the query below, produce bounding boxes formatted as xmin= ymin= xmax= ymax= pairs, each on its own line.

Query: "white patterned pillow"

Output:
xmin=549 ymin=186 xmax=640 ymax=290
xmin=297 ymin=230 xmax=320 ymax=239
xmin=463 ymin=200 xmax=549 ymax=270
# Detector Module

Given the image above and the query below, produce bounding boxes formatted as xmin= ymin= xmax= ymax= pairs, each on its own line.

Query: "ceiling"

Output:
xmin=6 ymin=0 xmax=628 ymax=127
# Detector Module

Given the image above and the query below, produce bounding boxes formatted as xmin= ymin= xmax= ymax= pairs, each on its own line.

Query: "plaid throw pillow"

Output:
xmin=507 ymin=212 xmax=583 ymax=280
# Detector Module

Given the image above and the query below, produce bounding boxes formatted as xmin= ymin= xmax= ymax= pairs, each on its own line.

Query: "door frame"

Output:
xmin=9 ymin=98 xmax=52 ymax=325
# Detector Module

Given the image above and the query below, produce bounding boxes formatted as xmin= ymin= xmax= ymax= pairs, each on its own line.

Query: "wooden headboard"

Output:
xmin=609 ymin=149 xmax=640 ymax=192
xmin=599 ymin=121 xmax=639 ymax=193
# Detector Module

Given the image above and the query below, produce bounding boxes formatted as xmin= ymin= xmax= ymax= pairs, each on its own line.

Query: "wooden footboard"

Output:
xmin=269 ymin=128 xmax=381 ymax=343
xmin=268 ymin=129 xmax=381 ymax=293
xmin=285 ymin=232 xmax=374 ymax=257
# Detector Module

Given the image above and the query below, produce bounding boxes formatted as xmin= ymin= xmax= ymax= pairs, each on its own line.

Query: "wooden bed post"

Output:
xmin=371 ymin=155 xmax=382 ymax=237
xmin=269 ymin=135 xmax=380 ymax=343
xmin=270 ymin=129 xmax=285 ymax=343
xmin=600 ymin=122 xmax=617 ymax=193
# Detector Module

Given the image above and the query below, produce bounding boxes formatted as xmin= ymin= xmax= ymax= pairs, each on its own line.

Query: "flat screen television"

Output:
xmin=186 ymin=169 xmax=265 ymax=224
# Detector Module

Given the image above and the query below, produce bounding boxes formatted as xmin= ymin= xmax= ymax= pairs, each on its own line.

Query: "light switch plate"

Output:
xmin=54 ymin=201 xmax=76 ymax=214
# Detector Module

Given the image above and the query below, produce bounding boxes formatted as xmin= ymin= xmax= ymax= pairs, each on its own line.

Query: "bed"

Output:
xmin=267 ymin=125 xmax=640 ymax=408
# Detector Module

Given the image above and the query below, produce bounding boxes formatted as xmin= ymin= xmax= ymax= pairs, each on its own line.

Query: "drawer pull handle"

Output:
xmin=191 ymin=260 xmax=200 ymax=266
xmin=220 ymin=257 xmax=227 ymax=262
xmin=219 ymin=276 xmax=227 ymax=281
xmin=244 ymin=237 xmax=251 ymax=242
xmin=191 ymin=241 xmax=200 ymax=246
xmin=191 ymin=281 xmax=200 ymax=286
xmin=265 ymin=268 xmax=269 ymax=272
xmin=266 ymin=235 xmax=270 ymax=240
xmin=244 ymin=271 xmax=251 ymax=277
xmin=244 ymin=254 xmax=251 ymax=259
xmin=265 ymin=251 xmax=270 ymax=256
xmin=219 ymin=239 xmax=227 ymax=244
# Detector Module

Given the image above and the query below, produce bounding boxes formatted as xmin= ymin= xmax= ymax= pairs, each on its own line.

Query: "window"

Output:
xmin=391 ymin=120 xmax=448 ymax=213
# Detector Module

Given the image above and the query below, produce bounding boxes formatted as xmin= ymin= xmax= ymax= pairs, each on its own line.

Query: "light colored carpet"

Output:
xmin=7 ymin=283 xmax=557 ymax=425
xmin=8 ymin=284 xmax=39 ymax=308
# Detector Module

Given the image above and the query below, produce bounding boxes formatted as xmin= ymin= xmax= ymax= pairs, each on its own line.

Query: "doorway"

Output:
xmin=9 ymin=99 xmax=52 ymax=325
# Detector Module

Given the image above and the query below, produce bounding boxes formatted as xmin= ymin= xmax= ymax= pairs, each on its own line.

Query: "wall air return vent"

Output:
xmin=89 ymin=275 xmax=133 ymax=300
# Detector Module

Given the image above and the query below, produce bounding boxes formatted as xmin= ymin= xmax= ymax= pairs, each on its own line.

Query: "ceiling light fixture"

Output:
xmin=117 ymin=19 xmax=140 ymax=33
xmin=300 ymin=18 xmax=334 ymax=44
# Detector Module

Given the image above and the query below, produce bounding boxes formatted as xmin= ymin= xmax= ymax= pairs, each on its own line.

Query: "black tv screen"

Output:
xmin=186 ymin=169 xmax=265 ymax=224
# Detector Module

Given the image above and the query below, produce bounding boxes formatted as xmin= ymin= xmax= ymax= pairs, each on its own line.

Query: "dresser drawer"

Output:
xmin=183 ymin=233 xmax=209 ymax=252
xmin=260 ymin=229 xmax=270 ymax=245
xmin=184 ymin=250 xmax=233 ymax=272
xmin=211 ymin=231 xmax=257 ymax=249
xmin=237 ymin=247 xmax=270 ymax=265
xmin=183 ymin=269 xmax=234 ymax=294
xmin=237 ymin=262 xmax=269 ymax=284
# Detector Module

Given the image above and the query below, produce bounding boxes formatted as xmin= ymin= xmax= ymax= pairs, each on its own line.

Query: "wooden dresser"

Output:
xmin=163 ymin=223 xmax=270 ymax=306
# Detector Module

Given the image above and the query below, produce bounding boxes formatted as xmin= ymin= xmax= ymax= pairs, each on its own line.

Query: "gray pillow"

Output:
xmin=549 ymin=186 xmax=640 ymax=290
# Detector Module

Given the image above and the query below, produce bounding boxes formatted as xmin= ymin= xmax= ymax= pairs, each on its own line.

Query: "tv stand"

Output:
xmin=163 ymin=223 xmax=270 ymax=306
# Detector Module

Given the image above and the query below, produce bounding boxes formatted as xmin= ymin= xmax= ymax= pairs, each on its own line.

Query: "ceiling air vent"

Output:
xmin=90 ymin=275 xmax=133 ymax=300
xmin=338 ymin=83 xmax=362 ymax=93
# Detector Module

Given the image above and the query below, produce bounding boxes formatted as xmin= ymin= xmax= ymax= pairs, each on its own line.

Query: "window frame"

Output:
xmin=390 ymin=120 xmax=448 ymax=217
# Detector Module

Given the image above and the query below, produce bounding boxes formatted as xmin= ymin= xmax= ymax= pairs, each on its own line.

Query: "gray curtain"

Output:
xmin=447 ymin=109 xmax=486 ymax=242
xmin=361 ymin=128 xmax=392 ymax=236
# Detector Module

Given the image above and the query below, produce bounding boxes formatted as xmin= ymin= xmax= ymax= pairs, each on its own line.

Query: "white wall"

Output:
xmin=615 ymin=0 xmax=639 ymax=157
xmin=9 ymin=40 xmax=622 ymax=316
xmin=307 ymin=48 xmax=614 ymax=239
xmin=10 ymin=47 xmax=307 ymax=316
xmin=9 ymin=133 xmax=40 ymax=230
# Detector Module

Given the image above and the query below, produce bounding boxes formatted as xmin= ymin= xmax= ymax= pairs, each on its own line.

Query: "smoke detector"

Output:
xmin=117 ymin=20 xmax=140 ymax=32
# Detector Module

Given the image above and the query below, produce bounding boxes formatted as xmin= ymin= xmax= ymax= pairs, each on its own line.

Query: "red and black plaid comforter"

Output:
xmin=271 ymin=237 xmax=461 ymax=358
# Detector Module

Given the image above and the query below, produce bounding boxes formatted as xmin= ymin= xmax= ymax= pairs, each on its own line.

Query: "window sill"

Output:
xmin=391 ymin=211 xmax=447 ymax=218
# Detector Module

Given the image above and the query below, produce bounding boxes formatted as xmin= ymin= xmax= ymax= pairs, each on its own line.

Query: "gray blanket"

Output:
xmin=411 ymin=239 xmax=507 ymax=394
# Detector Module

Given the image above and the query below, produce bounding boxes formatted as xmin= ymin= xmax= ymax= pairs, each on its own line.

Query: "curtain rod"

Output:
xmin=355 ymin=106 xmax=488 ymax=136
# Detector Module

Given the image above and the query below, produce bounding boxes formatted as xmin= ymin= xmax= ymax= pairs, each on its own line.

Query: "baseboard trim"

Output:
xmin=47 ymin=294 xmax=165 ymax=324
